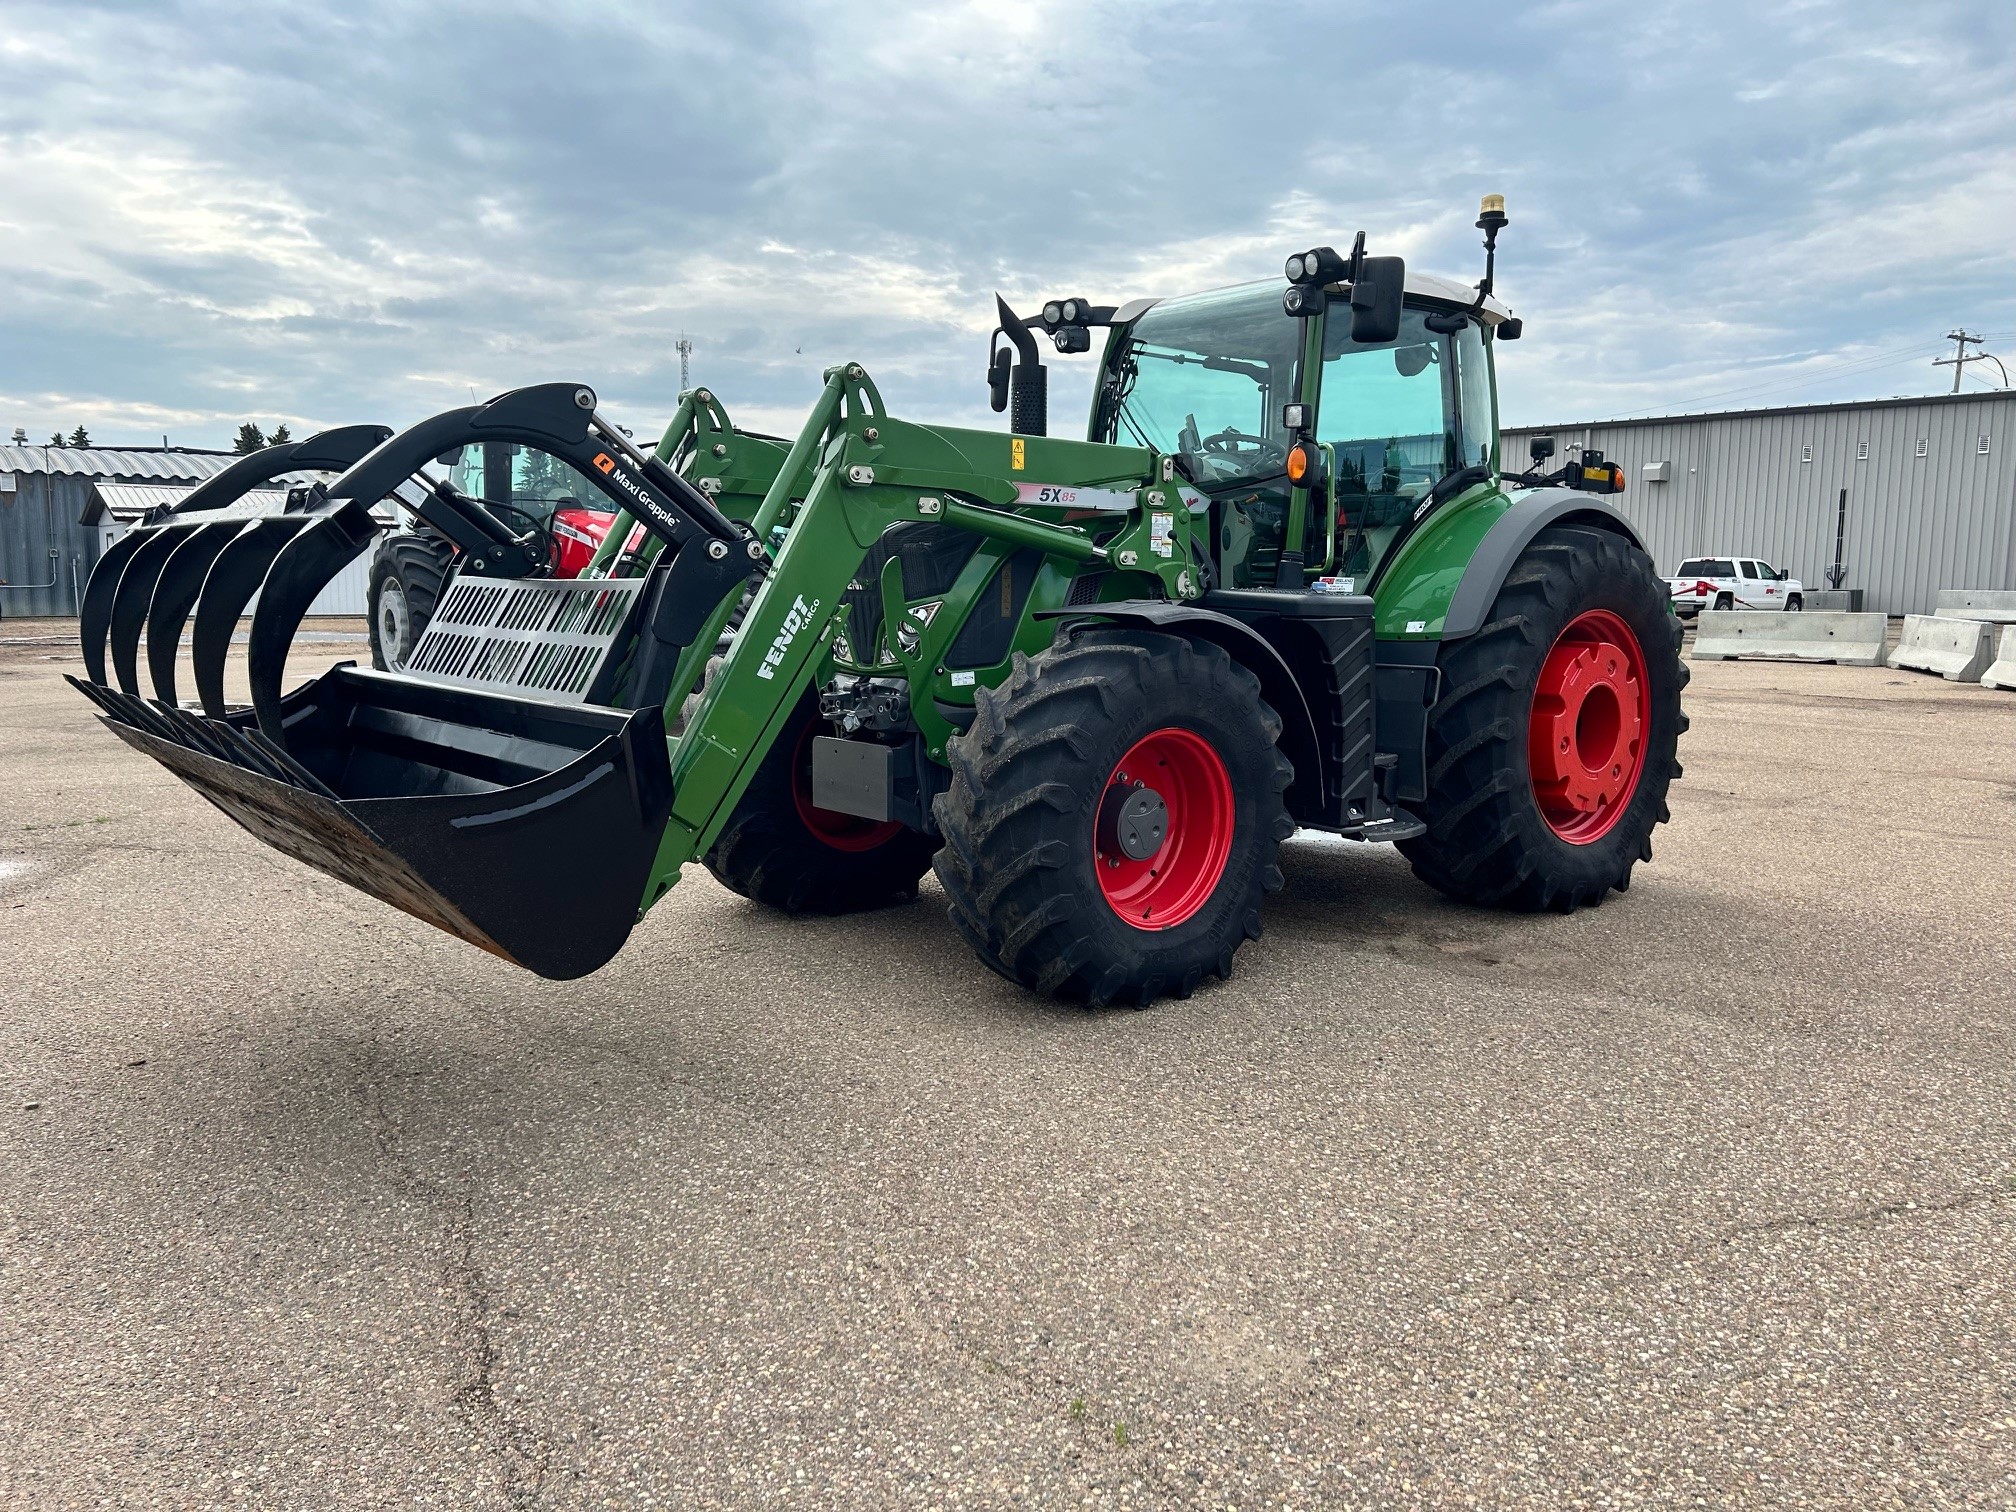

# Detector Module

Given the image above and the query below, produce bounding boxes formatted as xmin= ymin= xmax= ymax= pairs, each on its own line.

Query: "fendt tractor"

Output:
xmin=73 ymin=198 xmax=1686 ymax=1005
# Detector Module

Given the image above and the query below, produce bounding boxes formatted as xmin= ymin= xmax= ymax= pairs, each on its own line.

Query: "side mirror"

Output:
xmin=1529 ymin=435 xmax=1556 ymax=463
xmin=987 ymin=348 xmax=1012 ymax=414
xmin=1349 ymin=256 xmax=1405 ymax=345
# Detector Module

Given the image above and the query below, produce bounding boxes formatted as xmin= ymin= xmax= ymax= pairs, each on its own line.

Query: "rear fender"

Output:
xmin=1440 ymin=490 xmax=1644 ymax=640
xmin=1370 ymin=485 xmax=1643 ymax=641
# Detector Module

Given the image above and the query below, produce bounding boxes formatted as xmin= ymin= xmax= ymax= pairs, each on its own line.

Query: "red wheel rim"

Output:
xmin=790 ymin=724 xmax=904 ymax=853
xmin=1094 ymin=727 xmax=1234 ymax=931
xmin=1527 ymin=608 xmax=1649 ymax=844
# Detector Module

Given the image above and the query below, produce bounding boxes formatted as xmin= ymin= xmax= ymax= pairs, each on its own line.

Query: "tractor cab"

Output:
xmin=437 ymin=440 xmax=616 ymax=577
xmin=1092 ymin=276 xmax=1502 ymax=591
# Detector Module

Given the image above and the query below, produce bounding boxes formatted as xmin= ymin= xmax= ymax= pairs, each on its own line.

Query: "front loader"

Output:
xmin=72 ymin=196 xmax=1686 ymax=1004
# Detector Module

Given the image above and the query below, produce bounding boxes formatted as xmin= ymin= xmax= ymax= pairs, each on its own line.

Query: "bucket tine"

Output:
xmin=143 ymin=521 xmax=245 ymax=705
xmin=245 ymin=499 xmax=382 ymax=742
xmin=189 ymin=517 xmax=311 ymax=717
xmin=157 ymin=701 xmax=242 ymax=767
xmin=107 ymin=523 xmax=202 ymax=695
xmin=242 ymin=727 xmax=344 ymax=801
xmin=79 ymin=529 xmax=152 ymax=686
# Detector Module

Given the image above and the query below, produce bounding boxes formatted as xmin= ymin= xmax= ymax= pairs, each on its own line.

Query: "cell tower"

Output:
xmin=676 ymin=334 xmax=694 ymax=395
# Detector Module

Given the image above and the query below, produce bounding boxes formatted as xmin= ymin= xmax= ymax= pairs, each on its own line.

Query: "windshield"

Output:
xmin=1099 ymin=283 xmax=1302 ymax=491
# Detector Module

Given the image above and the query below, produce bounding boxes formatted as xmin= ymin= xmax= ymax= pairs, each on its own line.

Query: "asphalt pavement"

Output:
xmin=2 ymin=622 xmax=2012 ymax=1509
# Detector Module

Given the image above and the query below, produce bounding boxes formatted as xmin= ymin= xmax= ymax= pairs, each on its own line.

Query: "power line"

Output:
xmin=1932 ymin=329 xmax=2000 ymax=393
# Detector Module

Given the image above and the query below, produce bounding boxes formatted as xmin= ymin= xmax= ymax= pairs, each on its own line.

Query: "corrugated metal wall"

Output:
xmin=1504 ymin=391 xmax=2016 ymax=616
xmin=0 ymin=474 xmax=99 ymax=617
xmin=1 ymin=476 xmax=371 ymax=619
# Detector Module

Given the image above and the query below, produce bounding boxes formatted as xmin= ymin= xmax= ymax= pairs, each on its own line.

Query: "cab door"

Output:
xmin=1750 ymin=560 xmax=1786 ymax=610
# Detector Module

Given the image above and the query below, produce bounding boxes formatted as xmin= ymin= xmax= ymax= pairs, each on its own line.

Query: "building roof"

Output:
xmin=0 ymin=444 xmax=238 ymax=483
xmin=80 ymin=482 xmax=288 ymax=526
xmin=1503 ymin=385 xmax=2015 ymax=436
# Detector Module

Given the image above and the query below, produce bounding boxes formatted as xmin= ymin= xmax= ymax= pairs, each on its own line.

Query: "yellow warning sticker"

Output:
xmin=1010 ymin=437 xmax=1026 ymax=471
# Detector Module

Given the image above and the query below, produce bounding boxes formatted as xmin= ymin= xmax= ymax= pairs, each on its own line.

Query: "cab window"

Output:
xmin=442 ymin=442 xmax=602 ymax=527
xmin=1319 ymin=309 xmax=1492 ymax=579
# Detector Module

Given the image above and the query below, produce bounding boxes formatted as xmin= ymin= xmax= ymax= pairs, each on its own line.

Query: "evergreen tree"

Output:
xmin=232 ymin=422 xmax=267 ymax=455
xmin=268 ymin=423 xmax=292 ymax=445
xmin=46 ymin=432 xmax=64 ymax=447
xmin=67 ymin=425 xmax=91 ymax=447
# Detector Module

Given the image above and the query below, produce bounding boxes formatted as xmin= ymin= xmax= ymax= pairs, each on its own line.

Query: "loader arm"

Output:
xmin=637 ymin=363 xmax=1192 ymax=915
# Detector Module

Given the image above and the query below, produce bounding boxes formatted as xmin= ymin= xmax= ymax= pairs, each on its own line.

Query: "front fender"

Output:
xmin=1038 ymin=601 xmax=1327 ymax=819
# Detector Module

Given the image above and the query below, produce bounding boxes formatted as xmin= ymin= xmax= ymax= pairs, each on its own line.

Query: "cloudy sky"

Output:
xmin=1 ymin=0 xmax=2010 ymax=451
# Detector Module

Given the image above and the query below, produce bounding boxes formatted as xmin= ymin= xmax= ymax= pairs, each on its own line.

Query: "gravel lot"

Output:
xmin=2 ymin=621 xmax=2012 ymax=1509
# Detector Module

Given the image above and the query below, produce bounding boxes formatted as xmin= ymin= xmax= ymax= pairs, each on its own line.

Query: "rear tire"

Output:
xmin=1713 ymin=592 xmax=1733 ymax=611
xmin=368 ymin=533 xmax=454 ymax=671
xmin=1397 ymin=526 xmax=1687 ymax=913
xmin=934 ymin=626 xmax=1293 ymax=1007
xmin=704 ymin=691 xmax=939 ymax=914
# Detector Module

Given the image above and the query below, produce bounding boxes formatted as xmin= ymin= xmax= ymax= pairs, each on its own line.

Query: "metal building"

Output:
xmin=0 ymin=446 xmax=374 ymax=618
xmin=1502 ymin=389 xmax=2016 ymax=616
xmin=0 ymin=446 xmax=237 ymax=617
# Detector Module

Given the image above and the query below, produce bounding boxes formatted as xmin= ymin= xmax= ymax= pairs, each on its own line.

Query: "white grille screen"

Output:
xmin=403 ymin=574 xmax=647 ymax=704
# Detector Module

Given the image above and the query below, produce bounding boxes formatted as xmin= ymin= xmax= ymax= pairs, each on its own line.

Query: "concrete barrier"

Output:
xmin=1805 ymin=589 xmax=1863 ymax=612
xmin=1980 ymin=625 xmax=2016 ymax=691
xmin=1933 ymin=589 xmax=2016 ymax=624
xmin=1689 ymin=610 xmax=1888 ymax=665
xmin=1887 ymin=614 xmax=1996 ymax=682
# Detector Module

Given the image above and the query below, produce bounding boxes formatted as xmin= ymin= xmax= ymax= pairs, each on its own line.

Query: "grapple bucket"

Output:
xmin=70 ymin=383 xmax=753 ymax=980
xmin=71 ymin=668 xmax=672 ymax=979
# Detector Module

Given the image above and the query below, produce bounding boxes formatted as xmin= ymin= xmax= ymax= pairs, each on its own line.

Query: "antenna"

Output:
xmin=676 ymin=334 xmax=694 ymax=395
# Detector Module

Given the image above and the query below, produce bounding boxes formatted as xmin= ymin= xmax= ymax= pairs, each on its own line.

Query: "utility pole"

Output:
xmin=1934 ymin=330 xmax=1986 ymax=393
xmin=676 ymin=335 xmax=694 ymax=395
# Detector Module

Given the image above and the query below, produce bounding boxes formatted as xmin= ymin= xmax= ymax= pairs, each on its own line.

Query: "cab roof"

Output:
xmin=1116 ymin=271 xmax=1513 ymax=328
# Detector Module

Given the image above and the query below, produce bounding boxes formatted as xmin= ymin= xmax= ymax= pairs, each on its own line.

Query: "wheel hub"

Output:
xmin=1528 ymin=609 xmax=1649 ymax=844
xmin=377 ymin=578 xmax=411 ymax=669
xmin=1098 ymin=781 xmax=1169 ymax=861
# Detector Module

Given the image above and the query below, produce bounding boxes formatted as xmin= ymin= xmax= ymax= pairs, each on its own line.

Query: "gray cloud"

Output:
xmin=1 ymin=0 xmax=2009 ymax=447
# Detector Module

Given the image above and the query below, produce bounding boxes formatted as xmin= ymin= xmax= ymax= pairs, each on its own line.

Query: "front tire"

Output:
xmin=1397 ymin=525 xmax=1687 ymax=912
xmin=704 ymin=691 xmax=939 ymax=914
xmin=367 ymin=533 xmax=454 ymax=671
xmin=934 ymin=627 xmax=1293 ymax=1006
xmin=1786 ymin=594 xmax=1803 ymax=611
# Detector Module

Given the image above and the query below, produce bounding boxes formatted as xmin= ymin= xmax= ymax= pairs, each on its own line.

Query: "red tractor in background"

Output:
xmin=367 ymin=439 xmax=618 ymax=669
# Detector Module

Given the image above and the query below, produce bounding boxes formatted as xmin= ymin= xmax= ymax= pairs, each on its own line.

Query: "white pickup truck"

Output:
xmin=1669 ymin=555 xmax=1804 ymax=617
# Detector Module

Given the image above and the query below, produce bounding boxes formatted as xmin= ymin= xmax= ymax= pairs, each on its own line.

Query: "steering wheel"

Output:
xmin=484 ymin=501 xmax=561 ymax=575
xmin=1202 ymin=429 xmax=1288 ymax=466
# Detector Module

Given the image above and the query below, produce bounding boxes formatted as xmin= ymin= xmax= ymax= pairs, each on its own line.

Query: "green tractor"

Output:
xmin=72 ymin=197 xmax=1685 ymax=1005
